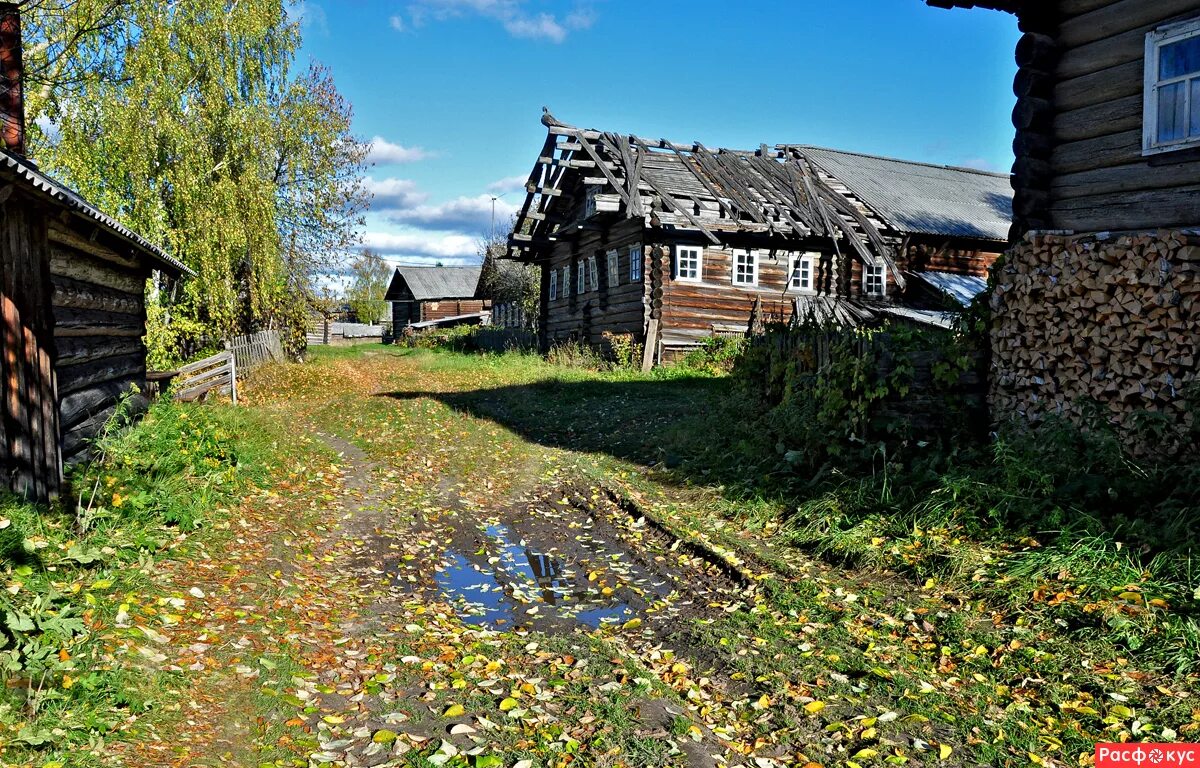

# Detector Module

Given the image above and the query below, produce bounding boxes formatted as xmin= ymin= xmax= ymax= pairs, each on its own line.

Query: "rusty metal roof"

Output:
xmin=386 ymin=265 xmax=483 ymax=302
xmin=0 ymin=149 xmax=191 ymax=276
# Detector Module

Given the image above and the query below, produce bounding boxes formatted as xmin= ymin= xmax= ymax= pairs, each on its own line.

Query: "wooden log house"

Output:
xmin=385 ymin=265 xmax=490 ymax=328
xmin=506 ymin=111 xmax=1012 ymax=364
xmin=930 ymin=1 xmax=1200 ymax=429
xmin=0 ymin=3 xmax=190 ymax=502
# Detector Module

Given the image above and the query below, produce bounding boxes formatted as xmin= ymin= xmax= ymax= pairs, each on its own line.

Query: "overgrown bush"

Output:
xmin=677 ymin=336 xmax=746 ymax=375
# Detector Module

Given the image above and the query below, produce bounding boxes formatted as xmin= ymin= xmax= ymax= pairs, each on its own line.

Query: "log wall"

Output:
xmin=540 ymin=218 xmax=648 ymax=350
xmin=48 ymin=218 xmax=150 ymax=465
xmin=990 ymin=229 xmax=1200 ymax=430
xmin=1011 ymin=1 xmax=1200 ymax=234
xmin=0 ymin=197 xmax=60 ymax=501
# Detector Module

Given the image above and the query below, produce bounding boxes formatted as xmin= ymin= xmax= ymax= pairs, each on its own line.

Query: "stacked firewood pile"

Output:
xmin=990 ymin=230 xmax=1200 ymax=424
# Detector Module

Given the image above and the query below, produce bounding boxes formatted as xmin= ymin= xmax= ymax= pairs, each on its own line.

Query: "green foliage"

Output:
xmin=546 ymin=339 xmax=610 ymax=371
xmin=25 ymin=1 xmax=370 ymax=357
xmin=0 ymin=397 xmax=289 ymax=754
xmin=346 ymin=250 xmax=390 ymax=325
xmin=737 ymin=319 xmax=980 ymax=469
xmin=677 ymin=336 xmax=746 ymax=375
xmin=601 ymin=332 xmax=642 ymax=371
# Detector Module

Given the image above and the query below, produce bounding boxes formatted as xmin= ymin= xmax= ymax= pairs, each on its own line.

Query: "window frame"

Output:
xmin=577 ymin=259 xmax=586 ymax=294
xmin=788 ymin=252 xmax=818 ymax=293
xmin=1144 ymin=18 xmax=1200 ymax=155
xmin=732 ymin=249 xmax=758 ymax=287
xmin=607 ymin=249 xmax=620 ymax=288
xmin=863 ymin=262 xmax=887 ymax=298
xmin=588 ymin=255 xmax=599 ymax=291
xmin=562 ymin=264 xmax=570 ymax=299
xmin=549 ymin=268 xmax=558 ymax=301
xmin=629 ymin=244 xmax=643 ymax=282
xmin=674 ymin=245 xmax=703 ymax=283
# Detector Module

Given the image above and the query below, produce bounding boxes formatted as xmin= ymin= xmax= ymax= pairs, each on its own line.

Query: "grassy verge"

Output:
xmin=387 ymin=342 xmax=1200 ymax=762
xmin=0 ymin=396 xmax=318 ymax=765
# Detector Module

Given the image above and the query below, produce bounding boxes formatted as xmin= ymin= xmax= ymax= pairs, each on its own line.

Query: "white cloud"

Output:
xmin=387 ymin=194 xmax=519 ymax=234
xmin=405 ymin=0 xmax=595 ymax=43
xmin=362 ymin=231 xmax=480 ymax=261
xmin=293 ymin=1 xmax=328 ymax=34
xmin=368 ymin=136 xmax=432 ymax=165
xmin=365 ymin=177 xmax=428 ymax=212
xmin=389 ymin=14 xmax=406 ymax=31
xmin=486 ymin=175 xmax=528 ymax=194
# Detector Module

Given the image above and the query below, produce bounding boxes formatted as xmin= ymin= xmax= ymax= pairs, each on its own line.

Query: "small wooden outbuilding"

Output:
xmin=385 ymin=265 xmax=490 ymax=328
xmin=0 ymin=3 xmax=190 ymax=503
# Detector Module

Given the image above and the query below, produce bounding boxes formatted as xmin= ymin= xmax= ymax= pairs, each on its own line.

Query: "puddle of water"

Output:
xmin=432 ymin=518 xmax=665 ymax=631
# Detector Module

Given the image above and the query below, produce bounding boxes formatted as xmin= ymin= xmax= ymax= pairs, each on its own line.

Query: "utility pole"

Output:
xmin=491 ymin=195 xmax=499 ymax=241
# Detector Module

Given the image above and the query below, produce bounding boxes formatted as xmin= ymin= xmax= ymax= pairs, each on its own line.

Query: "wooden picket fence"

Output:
xmin=227 ymin=330 xmax=284 ymax=373
xmin=171 ymin=330 xmax=284 ymax=405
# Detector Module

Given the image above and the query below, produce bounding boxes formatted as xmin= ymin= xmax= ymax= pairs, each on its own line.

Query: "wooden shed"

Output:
xmin=506 ymin=111 xmax=1011 ymax=363
xmin=0 ymin=3 xmax=189 ymax=502
xmin=931 ymin=0 xmax=1200 ymax=429
xmin=385 ymin=265 xmax=490 ymax=328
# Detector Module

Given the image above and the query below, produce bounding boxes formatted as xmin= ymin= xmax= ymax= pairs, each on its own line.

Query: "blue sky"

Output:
xmin=295 ymin=0 xmax=1021 ymax=268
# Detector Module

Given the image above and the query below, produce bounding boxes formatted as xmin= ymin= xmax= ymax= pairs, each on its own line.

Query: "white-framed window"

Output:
xmin=577 ymin=260 xmax=586 ymax=294
xmin=732 ymin=249 xmax=757 ymax=286
xmin=675 ymin=245 xmax=702 ymax=282
xmin=1144 ymin=18 xmax=1200 ymax=155
xmin=788 ymin=252 xmax=818 ymax=293
xmin=588 ymin=255 xmax=599 ymax=291
xmin=562 ymin=264 xmax=570 ymax=299
xmin=629 ymin=244 xmax=643 ymax=282
xmin=607 ymin=249 xmax=619 ymax=288
xmin=549 ymin=269 xmax=558 ymax=301
xmin=863 ymin=262 xmax=887 ymax=297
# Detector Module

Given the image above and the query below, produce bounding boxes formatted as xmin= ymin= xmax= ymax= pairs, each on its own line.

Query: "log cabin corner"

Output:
xmin=506 ymin=111 xmax=1012 ymax=366
xmin=929 ymin=0 xmax=1200 ymax=430
xmin=0 ymin=3 xmax=190 ymax=503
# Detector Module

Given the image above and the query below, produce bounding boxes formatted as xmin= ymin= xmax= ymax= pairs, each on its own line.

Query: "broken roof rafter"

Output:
xmin=508 ymin=112 xmax=997 ymax=282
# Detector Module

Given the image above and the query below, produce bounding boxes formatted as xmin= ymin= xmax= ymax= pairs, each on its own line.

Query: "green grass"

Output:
xmin=0 ymin=398 xmax=326 ymax=765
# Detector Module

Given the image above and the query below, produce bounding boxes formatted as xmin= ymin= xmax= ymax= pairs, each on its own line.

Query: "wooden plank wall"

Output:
xmin=420 ymin=299 xmax=489 ymax=323
xmin=48 ymin=218 xmax=150 ymax=464
xmin=0 ymin=198 xmax=60 ymax=502
xmin=659 ymin=245 xmax=872 ymax=344
xmin=1021 ymin=0 xmax=1200 ymax=232
xmin=540 ymin=218 xmax=648 ymax=349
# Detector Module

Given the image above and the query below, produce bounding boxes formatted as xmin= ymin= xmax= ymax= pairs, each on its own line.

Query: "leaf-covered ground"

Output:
xmin=6 ymin=346 xmax=1196 ymax=767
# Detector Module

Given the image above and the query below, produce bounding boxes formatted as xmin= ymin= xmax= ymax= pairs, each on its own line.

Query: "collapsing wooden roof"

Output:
xmin=508 ymin=112 xmax=1011 ymax=290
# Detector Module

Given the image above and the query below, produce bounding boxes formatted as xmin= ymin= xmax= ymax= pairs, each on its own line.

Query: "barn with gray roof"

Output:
xmin=385 ymin=265 xmax=490 ymax=328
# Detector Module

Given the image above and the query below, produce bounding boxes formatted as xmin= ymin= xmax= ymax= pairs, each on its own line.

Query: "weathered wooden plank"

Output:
xmin=1057 ymin=0 xmax=1200 ymax=50
xmin=1051 ymin=159 xmax=1200 ymax=199
xmin=57 ymin=336 xmax=145 ymax=367
xmin=1056 ymin=8 xmax=1200 ymax=80
xmin=49 ymin=247 xmax=147 ymax=293
xmin=48 ymin=219 xmax=143 ymax=270
xmin=1052 ymin=93 xmax=1142 ymax=143
xmin=52 ymin=274 xmax=143 ymax=314
xmin=1048 ymin=183 xmax=1200 ymax=231
xmin=1053 ymin=59 xmax=1142 ymax=113
xmin=56 ymin=353 xmax=144 ymax=397
xmin=1051 ymin=128 xmax=1143 ymax=174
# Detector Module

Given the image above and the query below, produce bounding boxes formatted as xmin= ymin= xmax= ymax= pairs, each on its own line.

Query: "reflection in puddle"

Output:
xmin=434 ymin=520 xmax=653 ymax=631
